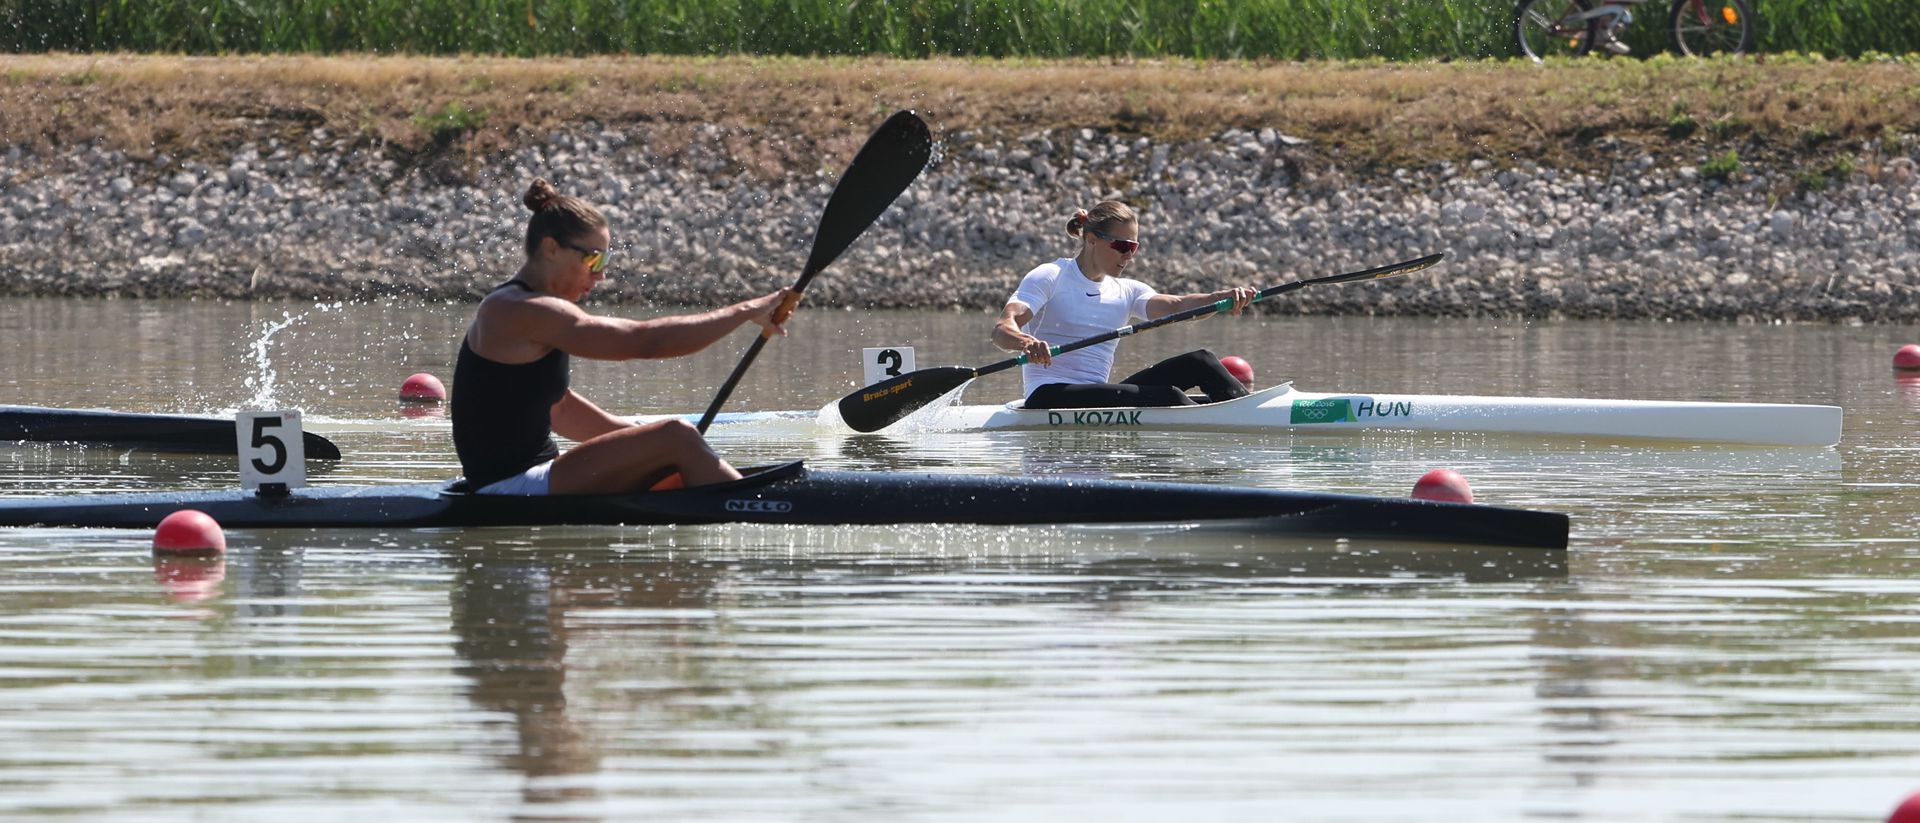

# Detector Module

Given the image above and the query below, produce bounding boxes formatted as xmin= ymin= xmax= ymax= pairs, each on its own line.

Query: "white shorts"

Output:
xmin=475 ymin=460 xmax=553 ymax=495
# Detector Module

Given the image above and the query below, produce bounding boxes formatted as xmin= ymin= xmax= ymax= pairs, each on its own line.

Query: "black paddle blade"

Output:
xmin=836 ymin=366 xmax=977 ymax=433
xmin=302 ymin=431 xmax=343 ymax=461
xmin=695 ymin=111 xmax=933 ymax=433
xmin=797 ymin=111 xmax=934 ymax=286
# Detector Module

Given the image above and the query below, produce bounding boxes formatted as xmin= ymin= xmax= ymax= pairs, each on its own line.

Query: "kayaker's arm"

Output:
xmin=1145 ymin=287 xmax=1255 ymax=320
xmin=991 ymin=302 xmax=1052 ymax=366
xmin=550 ymin=390 xmax=631 ymax=443
xmin=505 ymin=289 xmax=791 ymax=361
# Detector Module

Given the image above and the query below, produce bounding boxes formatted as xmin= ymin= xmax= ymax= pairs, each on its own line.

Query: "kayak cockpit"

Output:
xmin=435 ymin=459 xmax=809 ymax=498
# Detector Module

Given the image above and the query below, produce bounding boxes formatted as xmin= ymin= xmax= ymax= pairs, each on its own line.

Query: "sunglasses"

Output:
xmin=559 ymin=240 xmax=609 ymax=273
xmin=1089 ymin=228 xmax=1141 ymax=255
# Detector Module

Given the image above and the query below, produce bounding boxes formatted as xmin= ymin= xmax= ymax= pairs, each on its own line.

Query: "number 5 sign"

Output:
xmin=236 ymin=411 xmax=307 ymax=491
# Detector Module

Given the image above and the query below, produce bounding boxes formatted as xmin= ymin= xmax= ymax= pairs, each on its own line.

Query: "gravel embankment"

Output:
xmin=3 ymin=123 xmax=1916 ymax=321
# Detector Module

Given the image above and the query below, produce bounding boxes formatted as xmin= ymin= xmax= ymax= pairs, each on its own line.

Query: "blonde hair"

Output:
xmin=1065 ymin=201 xmax=1136 ymax=238
xmin=522 ymin=178 xmax=608 ymax=257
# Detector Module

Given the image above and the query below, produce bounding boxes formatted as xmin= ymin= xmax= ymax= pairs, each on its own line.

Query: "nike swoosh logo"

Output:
xmin=1084 ymin=292 xmax=1100 ymax=297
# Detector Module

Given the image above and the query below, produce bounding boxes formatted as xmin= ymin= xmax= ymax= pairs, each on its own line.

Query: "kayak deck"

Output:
xmin=0 ymin=461 xmax=1571 ymax=549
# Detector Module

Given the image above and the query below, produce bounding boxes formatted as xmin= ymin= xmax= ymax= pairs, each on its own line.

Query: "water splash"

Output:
xmin=237 ymin=302 xmax=344 ymax=411
xmin=242 ymin=310 xmax=304 ymax=410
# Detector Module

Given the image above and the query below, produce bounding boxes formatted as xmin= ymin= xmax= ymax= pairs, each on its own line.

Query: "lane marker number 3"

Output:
xmin=862 ymin=347 xmax=916 ymax=385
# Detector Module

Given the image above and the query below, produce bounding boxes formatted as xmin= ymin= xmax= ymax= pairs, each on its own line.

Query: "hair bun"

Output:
xmin=1066 ymin=209 xmax=1090 ymax=237
xmin=523 ymin=178 xmax=560 ymax=213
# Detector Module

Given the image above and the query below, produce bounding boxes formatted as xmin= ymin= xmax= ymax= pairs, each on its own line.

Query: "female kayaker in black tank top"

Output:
xmin=451 ymin=178 xmax=790 ymax=495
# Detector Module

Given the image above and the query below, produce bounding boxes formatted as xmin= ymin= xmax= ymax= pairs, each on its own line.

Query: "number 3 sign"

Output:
xmin=862 ymin=347 xmax=916 ymax=386
xmin=235 ymin=410 xmax=308 ymax=491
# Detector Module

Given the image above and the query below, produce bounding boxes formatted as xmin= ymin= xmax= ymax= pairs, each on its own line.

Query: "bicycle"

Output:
xmin=1513 ymin=0 xmax=1755 ymax=62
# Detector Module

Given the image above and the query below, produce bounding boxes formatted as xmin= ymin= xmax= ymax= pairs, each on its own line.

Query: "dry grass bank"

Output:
xmin=2 ymin=53 xmax=1916 ymax=177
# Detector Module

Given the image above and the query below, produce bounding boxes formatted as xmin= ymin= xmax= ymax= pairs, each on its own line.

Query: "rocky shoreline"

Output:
xmin=4 ymin=121 xmax=1917 ymax=322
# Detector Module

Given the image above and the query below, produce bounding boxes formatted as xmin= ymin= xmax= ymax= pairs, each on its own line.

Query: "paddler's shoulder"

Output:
xmin=476 ymin=285 xmax=582 ymax=327
xmin=480 ymin=281 xmax=570 ymax=309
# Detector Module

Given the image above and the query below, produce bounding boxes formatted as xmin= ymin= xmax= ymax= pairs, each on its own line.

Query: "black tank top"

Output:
xmin=451 ymin=280 xmax=569 ymax=488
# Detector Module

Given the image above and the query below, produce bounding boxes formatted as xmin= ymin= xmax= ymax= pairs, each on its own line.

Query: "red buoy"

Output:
xmin=1895 ymin=344 xmax=1920 ymax=372
xmin=153 ymin=509 xmax=226 ymax=555
xmin=399 ymin=372 xmax=447 ymax=402
xmin=1220 ymin=355 xmax=1256 ymax=387
xmin=1889 ymin=791 xmax=1920 ymax=823
xmin=1412 ymin=469 xmax=1474 ymax=504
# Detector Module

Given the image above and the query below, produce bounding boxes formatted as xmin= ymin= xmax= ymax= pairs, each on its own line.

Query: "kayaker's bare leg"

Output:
xmin=548 ymin=419 xmax=742 ymax=494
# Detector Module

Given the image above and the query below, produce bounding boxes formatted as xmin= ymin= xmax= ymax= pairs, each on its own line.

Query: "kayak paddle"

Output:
xmin=694 ymin=110 xmax=934 ymax=433
xmin=835 ymin=251 xmax=1447 ymax=433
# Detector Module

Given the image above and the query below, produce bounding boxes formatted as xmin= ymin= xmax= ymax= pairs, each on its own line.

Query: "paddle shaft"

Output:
xmin=976 ymin=252 xmax=1447 ymax=379
xmin=697 ymin=287 xmax=808 ymax=432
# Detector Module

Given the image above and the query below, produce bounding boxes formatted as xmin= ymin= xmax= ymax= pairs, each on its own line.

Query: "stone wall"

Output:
xmin=3 ymin=122 xmax=1916 ymax=322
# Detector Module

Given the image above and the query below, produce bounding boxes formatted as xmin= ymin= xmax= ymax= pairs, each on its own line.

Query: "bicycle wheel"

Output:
xmin=1668 ymin=0 xmax=1754 ymax=56
xmin=1515 ymin=0 xmax=1598 ymax=62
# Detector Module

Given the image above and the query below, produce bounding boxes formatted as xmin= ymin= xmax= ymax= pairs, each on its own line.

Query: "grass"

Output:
xmin=0 ymin=53 xmax=1914 ymax=181
xmin=1666 ymin=105 xmax=1700 ymax=139
xmin=413 ymin=101 xmax=489 ymax=144
xmin=1701 ymin=149 xmax=1742 ymax=181
xmin=5 ymin=0 xmax=1920 ymax=59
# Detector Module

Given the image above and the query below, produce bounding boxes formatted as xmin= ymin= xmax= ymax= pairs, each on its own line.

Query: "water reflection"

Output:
xmin=426 ymin=527 xmax=1567 ymax=811
xmin=399 ymin=403 xmax=447 ymax=421
xmin=1897 ymin=374 xmax=1920 ymax=410
xmin=451 ymin=549 xmax=611 ymax=812
xmin=152 ymin=554 xmax=226 ymax=604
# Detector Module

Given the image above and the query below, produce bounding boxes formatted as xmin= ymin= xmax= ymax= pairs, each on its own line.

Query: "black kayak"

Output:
xmin=0 ymin=405 xmax=343 ymax=460
xmin=0 ymin=461 xmax=1570 ymax=549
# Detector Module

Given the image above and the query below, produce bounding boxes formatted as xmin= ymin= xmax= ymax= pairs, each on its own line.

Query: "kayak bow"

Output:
xmin=1 ymin=405 xmax=343 ymax=459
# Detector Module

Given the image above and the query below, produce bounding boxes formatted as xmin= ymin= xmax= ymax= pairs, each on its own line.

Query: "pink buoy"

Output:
xmin=1895 ymin=344 xmax=1920 ymax=372
xmin=152 ymin=509 xmax=226 ymax=555
xmin=1889 ymin=791 xmax=1920 ymax=823
xmin=1412 ymin=469 xmax=1474 ymax=504
xmin=1220 ymin=355 xmax=1255 ymax=387
xmin=399 ymin=372 xmax=448 ymax=402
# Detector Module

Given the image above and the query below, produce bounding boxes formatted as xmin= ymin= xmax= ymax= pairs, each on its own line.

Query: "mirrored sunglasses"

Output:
xmin=561 ymin=240 xmax=609 ymax=273
xmin=1089 ymin=229 xmax=1141 ymax=255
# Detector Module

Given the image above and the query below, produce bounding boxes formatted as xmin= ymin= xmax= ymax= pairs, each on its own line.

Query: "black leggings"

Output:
xmin=1025 ymin=349 xmax=1250 ymax=410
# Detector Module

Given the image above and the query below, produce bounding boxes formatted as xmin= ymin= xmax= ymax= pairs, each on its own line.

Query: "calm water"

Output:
xmin=2 ymin=297 xmax=1918 ymax=821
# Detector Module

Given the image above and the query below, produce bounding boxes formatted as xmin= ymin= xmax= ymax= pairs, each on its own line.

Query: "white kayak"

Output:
xmin=907 ymin=383 xmax=1842 ymax=446
xmin=681 ymin=382 xmax=1842 ymax=447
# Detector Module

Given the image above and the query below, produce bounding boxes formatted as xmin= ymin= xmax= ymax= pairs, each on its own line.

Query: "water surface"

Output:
xmin=2 ymin=298 xmax=1917 ymax=821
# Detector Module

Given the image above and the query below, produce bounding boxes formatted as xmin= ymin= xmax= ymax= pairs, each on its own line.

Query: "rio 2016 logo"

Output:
xmin=1289 ymin=398 xmax=1414 ymax=424
xmin=1290 ymin=399 xmax=1354 ymax=424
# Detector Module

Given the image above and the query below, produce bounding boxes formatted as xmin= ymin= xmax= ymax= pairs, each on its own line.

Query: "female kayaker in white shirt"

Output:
xmin=991 ymin=200 xmax=1257 ymax=409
